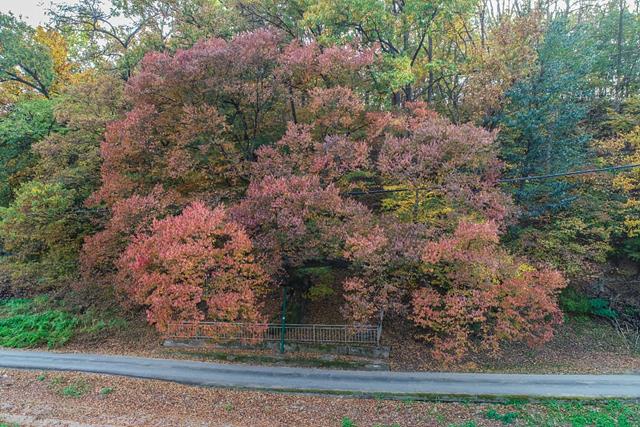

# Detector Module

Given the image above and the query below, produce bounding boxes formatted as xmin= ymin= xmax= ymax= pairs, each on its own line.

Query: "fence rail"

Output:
xmin=164 ymin=321 xmax=382 ymax=346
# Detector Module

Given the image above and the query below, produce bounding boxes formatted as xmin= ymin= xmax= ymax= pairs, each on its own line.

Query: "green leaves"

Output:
xmin=0 ymin=98 xmax=58 ymax=206
xmin=0 ymin=13 xmax=56 ymax=97
xmin=499 ymin=17 xmax=595 ymax=216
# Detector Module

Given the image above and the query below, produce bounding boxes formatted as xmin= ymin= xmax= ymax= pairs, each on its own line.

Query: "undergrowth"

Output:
xmin=0 ymin=297 xmax=128 ymax=349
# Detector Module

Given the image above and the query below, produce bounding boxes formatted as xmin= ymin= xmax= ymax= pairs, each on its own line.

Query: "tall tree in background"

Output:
xmin=0 ymin=99 xmax=60 ymax=206
xmin=238 ymin=0 xmax=477 ymax=108
xmin=49 ymin=0 xmax=246 ymax=79
xmin=499 ymin=17 xmax=594 ymax=216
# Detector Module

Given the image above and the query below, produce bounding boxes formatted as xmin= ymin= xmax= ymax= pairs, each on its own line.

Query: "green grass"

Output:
xmin=341 ymin=418 xmax=356 ymax=427
xmin=341 ymin=400 xmax=640 ymax=427
xmin=484 ymin=408 xmax=519 ymax=424
xmin=62 ymin=382 xmax=88 ymax=397
xmin=47 ymin=376 xmax=90 ymax=397
xmin=0 ymin=297 xmax=130 ymax=349
xmin=448 ymin=400 xmax=640 ymax=427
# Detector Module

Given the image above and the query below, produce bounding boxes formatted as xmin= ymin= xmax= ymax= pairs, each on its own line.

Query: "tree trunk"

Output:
xmin=615 ymin=0 xmax=625 ymax=109
xmin=427 ymin=34 xmax=434 ymax=103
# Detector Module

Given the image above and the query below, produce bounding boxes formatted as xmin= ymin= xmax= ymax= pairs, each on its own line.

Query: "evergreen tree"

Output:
xmin=499 ymin=17 xmax=595 ymax=217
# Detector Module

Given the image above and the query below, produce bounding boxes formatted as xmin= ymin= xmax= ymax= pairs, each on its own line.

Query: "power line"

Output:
xmin=343 ymin=163 xmax=640 ymax=197
xmin=498 ymin=163 xmax=640 ymax=183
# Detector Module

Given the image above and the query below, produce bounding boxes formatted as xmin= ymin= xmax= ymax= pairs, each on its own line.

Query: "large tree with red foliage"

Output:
xmin=84 ymin=29 xmax=376 ymax=278
xmin=82 ymin=30 xmax=564 ymax=361
xmin=339 ymin=106 xmax=564 ymax=361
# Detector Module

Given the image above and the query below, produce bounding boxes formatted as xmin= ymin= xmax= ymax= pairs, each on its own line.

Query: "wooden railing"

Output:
xmin=164 ymin=321 xmax=382 ymax=346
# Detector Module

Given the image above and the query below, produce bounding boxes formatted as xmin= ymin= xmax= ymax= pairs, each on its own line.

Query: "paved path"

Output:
xmin=0 ymin=349 xmax=639 ymax=399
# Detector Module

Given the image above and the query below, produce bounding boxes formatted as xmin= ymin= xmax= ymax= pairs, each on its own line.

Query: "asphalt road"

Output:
xmin=0 ymin=349 xmax=639 ymax=399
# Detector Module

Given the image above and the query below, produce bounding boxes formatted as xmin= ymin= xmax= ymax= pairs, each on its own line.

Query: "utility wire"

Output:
xmin=498 ymin=163 xmax=640 ymax=183
xmin=343 ymin=163 xmax=640 ymax=196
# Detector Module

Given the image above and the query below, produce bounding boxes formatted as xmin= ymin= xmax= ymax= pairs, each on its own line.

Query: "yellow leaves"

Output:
xmin=381 ymin=185 xmax=453 ymax=225
xmin=623 ymin=200 xmax=640 ymax=237
xmin=595 ymin=123 xmax=640 ymax=238
xmin=613 ymin=174 xmax=637 ymax=192
xmin=0 ymin=81 xmax=24 ymax=105
xmin=34 ymin=27 xmax=73 ymax=94
xmin=624 ymin=218 xmax=640 ymax=237
xmin=516 ymin=262 xmax=535 ymax=276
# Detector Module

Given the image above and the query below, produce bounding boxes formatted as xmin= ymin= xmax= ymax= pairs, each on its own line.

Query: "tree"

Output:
xmin=91 ymin=29 xmax=284 ymax=207
xmin=33 ymin=27 xmax=74 ymax=94
xmin=83 ymin=29 xmax=374 ymax=294
xmin=376 ymin=103 xmax=511 ymax=225
xmin=117 ymin=202 xmax=268 ymax=331
xmin=233 ymin=174 xmax=373 ymax=280
xmin=0 ymin=181 xmax=89 ymax=285
xmin=81 ymin=187 xmax=173 ymax=276
xmin=460 ymin=13 xmax=543 ymax=123
xmin=589 ymin=0 xmax=640 ymax=106
xmin=413 ymin=220 xmax=565 ymax=362
xmin=0 ymin=13 xmax=61 ymax=98
xmin=499 ymin=17 xmax=595 ymax=216
xmin=50 ymin=0 xmax=169 ymax=79
xmin=32 ymin=73 xmax=125 ymax=200
xmin=50 ymin=0 xmax=246 ymax=79
xmin=243 ymin=0 xmax=476 ymax=107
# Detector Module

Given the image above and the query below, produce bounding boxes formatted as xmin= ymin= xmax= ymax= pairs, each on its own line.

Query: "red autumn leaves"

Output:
xmin=83 ymin=29 xmax=566 ymax=361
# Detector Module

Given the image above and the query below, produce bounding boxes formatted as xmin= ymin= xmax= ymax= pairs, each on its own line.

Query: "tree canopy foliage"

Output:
xmin=3 ymin=0 xmax=640 ymax=361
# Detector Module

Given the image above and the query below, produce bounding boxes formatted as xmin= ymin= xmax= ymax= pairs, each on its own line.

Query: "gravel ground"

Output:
xmin=0 ymin=369 xmax=509 ymax=427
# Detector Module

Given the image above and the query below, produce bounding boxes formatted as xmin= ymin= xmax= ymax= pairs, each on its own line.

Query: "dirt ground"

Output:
xmin=385 ymin=316 xmax=640 ymax=373
xmin=0 ymin=369 xmax=512 ymax=427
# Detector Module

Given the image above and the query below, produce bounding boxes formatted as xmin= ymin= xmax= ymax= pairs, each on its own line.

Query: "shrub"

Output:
xmin=118 ymin=202 xmax=269 ymax=332
xmin=560 ymin=288 xmax=617 ymax=319
xmin=413 ymin=221 xmax=566 ymax=362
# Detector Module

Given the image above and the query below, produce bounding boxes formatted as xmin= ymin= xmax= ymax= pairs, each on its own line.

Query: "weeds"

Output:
xmin=342 ymin=417 xmax=356 ymax=427
xmin=484 ymin=408 xmax=518 ymax=424
xmin=60 ymin=379 xmax=90 ymax=397
xmin=0 ymin=300 xmax=78 ymax=348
